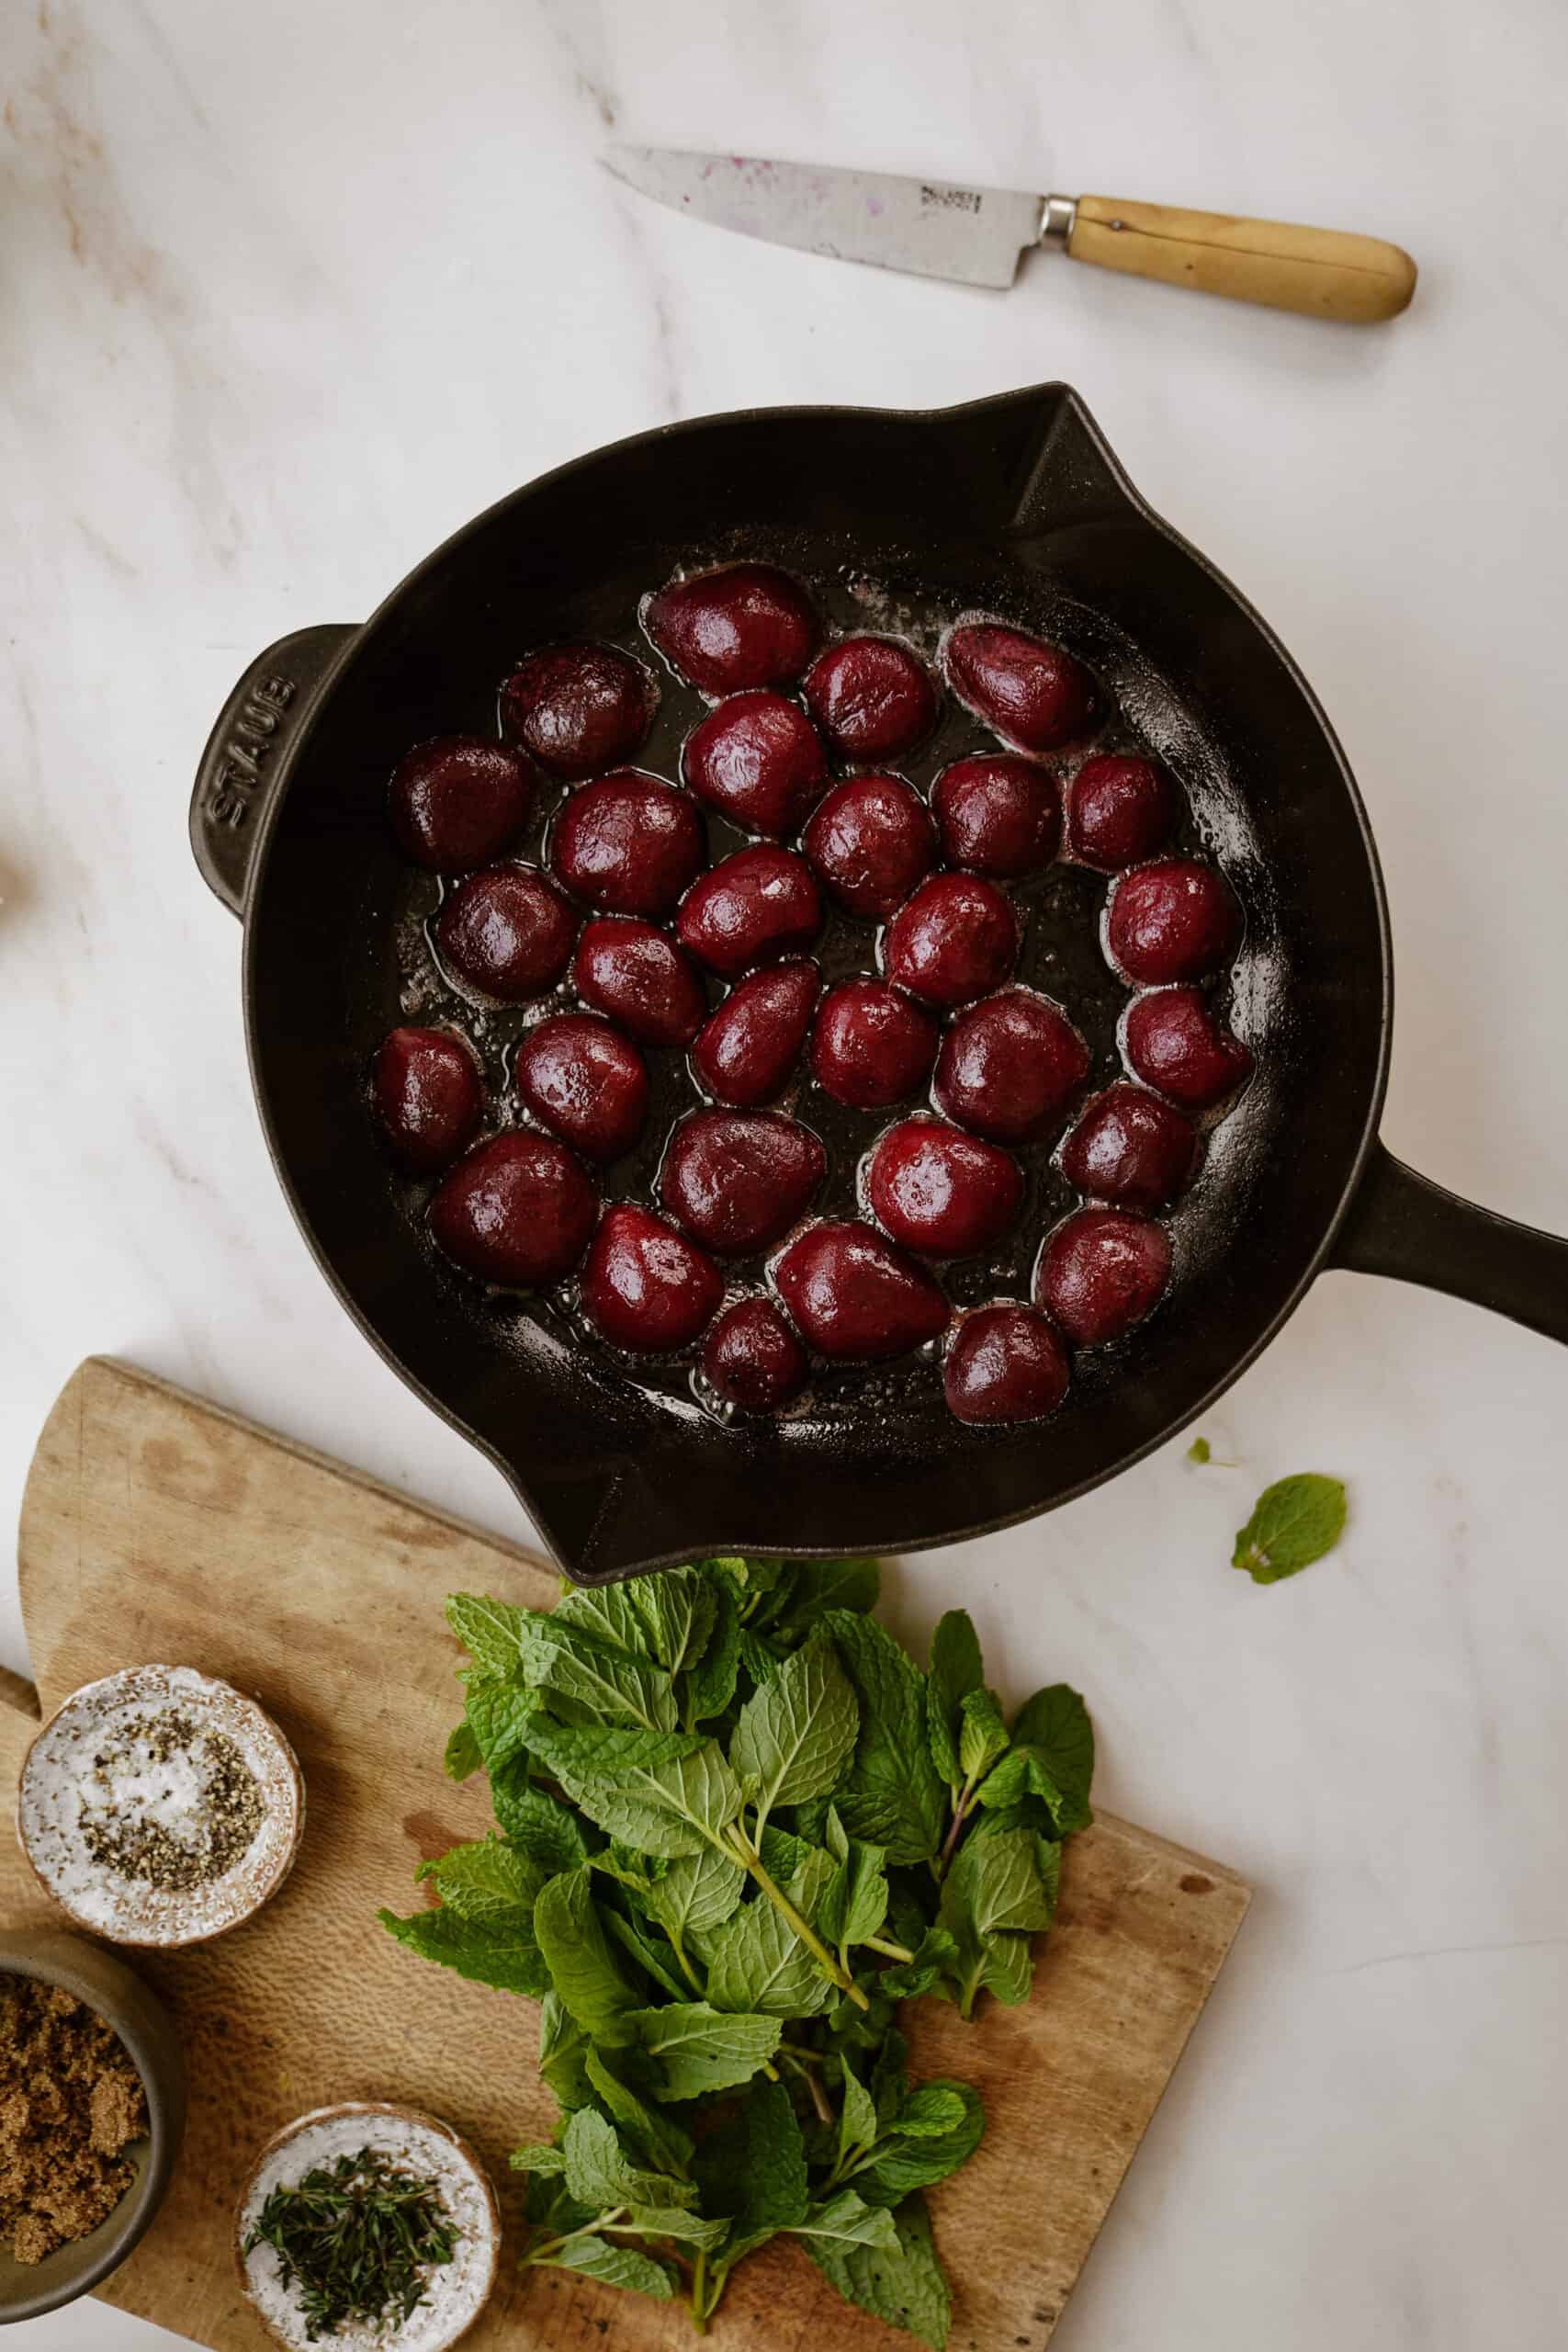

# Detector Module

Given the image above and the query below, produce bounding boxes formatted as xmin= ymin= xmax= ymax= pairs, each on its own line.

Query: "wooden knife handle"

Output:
xmin=1066 ymin=194 xmax=1416 ymax=323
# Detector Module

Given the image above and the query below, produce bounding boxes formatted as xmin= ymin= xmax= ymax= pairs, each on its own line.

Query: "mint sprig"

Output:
xmin=1232 ymin=1474 xmax=1348 ymax=1583
xmin=382 ymin=1558 xmax=1095 ymax=2341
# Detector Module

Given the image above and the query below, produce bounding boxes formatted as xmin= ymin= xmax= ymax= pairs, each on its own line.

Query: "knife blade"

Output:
xmin=603 ymin=146 xmax=1417 ymax=324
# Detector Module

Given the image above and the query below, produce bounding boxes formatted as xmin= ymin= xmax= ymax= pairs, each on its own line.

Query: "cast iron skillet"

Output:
xmin=190 ymin=384 xmax=1568 ymax=1585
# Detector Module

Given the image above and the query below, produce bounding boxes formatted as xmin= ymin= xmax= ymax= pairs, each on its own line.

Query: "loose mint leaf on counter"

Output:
xmin=925 ymin=1610 xmax=984 ymax=1789
xmin=445 ymin=1593 xmax=531 ymax=1677
xmin=1232 ymin=1474 xmax=1348 ymax=1584
xmin=533 ymin=1865 xmax=641 ymax=2045
xmin=802 ymin=2188 xmax=951 ymax=2351
xmin=444 ymin=1719 xmax=482 ymax=1781
xmin=957 ymin=1689 xmax=1010 ymax=1783
xmin=1187 ymin=1435 xmax=1212 ymax=1464
xmin=729 ymin=1627 xmax=859 ymax=1827
xmin=822 ymin=1611 xmax=947 ymax=1866
xmin=378 ymin=1902 xmax=549 ymax=1998
xmin=1008 ymin=1685 xmax=1094 ymax=1832
xmin=627 ymin=2002 xmax=784 ymax=2100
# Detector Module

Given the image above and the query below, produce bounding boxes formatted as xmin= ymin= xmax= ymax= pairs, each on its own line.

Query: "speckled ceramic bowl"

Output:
xmin=17 ymin=1664 xmax=304 ymax=1948
xmin=0 ymin=1928 xmax=186 ymax=2323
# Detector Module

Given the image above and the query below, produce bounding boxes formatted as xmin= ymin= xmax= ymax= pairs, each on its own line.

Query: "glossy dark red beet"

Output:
xmin=802 ymin=775 xmax=938 ymax=919
xmin=693 ymin=962 xmax=818 ymax=1106
xmin=1066 ymin=753 xmax=1177 ymax=872
xmin=773 ymin=1222 xmax=950 ymax=1362
xmin=866 ymin=1118 xmax=1023 ymax=1258
xmin=933 ymin=988 xmax=1089 ymax=1144
xmin=514 ymin=1014 xmax=648 ymax=1163
xmin=682 ymin=693 xmax=828 ymax=838
xmin=1107 ymin=859 xmax=1242 ymax=984
xmin=647 ymin=563 xmax=818 ymax=695
xmin=943 ymin=623 xmax=1096 ymax=753
xmin=1060 ymin=1082 xmax=1198 ymax=1209
xmin=702 ymin=1295 xmax=808 ymax=1413
xmin=1034 ymin=1206 xmax=1172 ymax=1345
xmin=660 ymin=1111 xmax=826 ymax=1258
xmin=552 ymin=773 xmax=705 ymax=918
xmin=372 ymin=1027 xmax=484 ymax=1173
xmin=932 ymin=754 xmax=1061 ymax=879
xmin=883 ymin=874 xmax=1018 ymax=1009
xmin=944 ymin=1304 xmax=1070 ymax=1425
xmin=388 ymin=736 xmax=534 ymax=872
xmin=677 ymin=846 xmax=822 ymax=978
xmin=1124 ymin=987 xmax=1253 ymax=1111
xmin=810 ymin=980 xmax=938 ymax=1111
xmin=500 ymin=643 xmax=656 ymax=780
xmin=436 ymin=865 xmax=576 ymax=1001
xmin=572 ymin=918 xmax=707 ymax=1048
xmin=580 ymin=1204 xmax=723 ymax=1353
xmin=429 ymin=1132 xmax=597 ymax=1286
xmin=803 ymin=637 xmax=938 ymax=763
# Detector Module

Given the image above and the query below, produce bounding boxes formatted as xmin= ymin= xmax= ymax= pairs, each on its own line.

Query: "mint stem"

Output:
xmin=865 ymin=1934 xmax=915 ymax=1962
xmin=524 ymin=2206 xmax=627 ymax=2262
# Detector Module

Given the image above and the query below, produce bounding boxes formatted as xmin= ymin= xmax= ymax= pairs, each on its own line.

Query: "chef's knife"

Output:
xmin=604 ymin=147 xmax=1416 ymax=324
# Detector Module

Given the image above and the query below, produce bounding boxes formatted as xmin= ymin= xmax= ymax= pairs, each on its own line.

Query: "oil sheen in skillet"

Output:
xmin=372 ymin=559 xmax=1256 ymax=1431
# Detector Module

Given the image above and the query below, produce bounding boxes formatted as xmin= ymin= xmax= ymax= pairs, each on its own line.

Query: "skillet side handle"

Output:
xmin=189 ymin=624 xmax=357 ymax=917
xmin=1330 ymin=1141 xmax=1568 ymax=1345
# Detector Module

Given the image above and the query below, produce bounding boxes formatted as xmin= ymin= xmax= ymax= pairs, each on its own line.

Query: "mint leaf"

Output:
xmin=517 ymin=1612 xmax=679 ymax=1733
xmin=414 ymin=1838 xmax=545 ymax=1923
xmin=894 ymin=2086 xmax=968 ymax=2139
xmin=627 ymin=2003 xmax=783 ymax=2100
xmin=1187 ymin=1435 xmax=1212 ymax=1464
xmin=957 ymin=1688 xmax=1009 ymax=1782
xmin=609 ymin=1840 xmax=744 ymax=1950
xmin=694 ymin=2075 xmax=807 ymax=2236
xmin=824 ymin=1612 xmax=947 ymax=1866
xmin=560 ymin=2108 xmax=695 ymax=2213
xmin=545 ymin=2234 xmax=675 ymax=2297
xmin=838 ymin=2056 xmax=879 ymax=2168
xmin=537 ymin=1991 xmax=592 ymax=2112
xmin=603 ymin=1906 xmax=688 ymax=2001
xmin=533 ymin=1865 xmax=640 ymax=2045
xmin=463 ymin=1671 xmax=539 ymax=1772
xmin=628 ymin=1566 xmax=719 ymax=1675
xmin=867 ymin=2083 xmax=984 ymax=2197
xmin=818 ymin=1812 xmax=888 ymax=1962
xmin=942 ymin=1826 xmax=1055 ymax=1939
xmin=877 ymin=1925 xmax=958 ymax=2001
xmin=622 ymin=2202 xmax=729 ymax=2250
xmin=1233 ymin=1474 xmax=1348 ymax=1583
xmin=1008 ymin=1684 xmax=1094 ymax=1832
xmin=444 ymin=1718 xmax=482 ymax=1781
xmin=490 ymin=1770 xmax=591 ymax=1875
xmin=553 ymin=1579 xmax=661 ymax=1662
xmin=378 ymin=1902 xmax=548 ymax=1997
xmin=792 ymin=2189 xmax=900 ymax=2248
xmin=582 ymin=2048 xmax=694 ymax=2177
xmin=509 ymin=2142 xmax=566 ymax=2177
xmin=682 ymin=1577 xmax=741 ymax=1723
xmin=925 ymin=1610 xmax=984 ymax=1788
xmin=973 ymin=1743 xmax=1067 ymax=1824
xmin=803 ymin=2188 xmax=951 ymax=2350
xmin=729 ymin=1627 xmax=859 ymax=1829
xmin=769 ymin=1558 xmax=881 ymax=1643
xmin=706 ymin=1891 xmax=836 ymax=2018
xmin=445 ymin=1592 xmax=530 ymax=1676
xmin=527 ymin=1722 xmax=742 ymax=1858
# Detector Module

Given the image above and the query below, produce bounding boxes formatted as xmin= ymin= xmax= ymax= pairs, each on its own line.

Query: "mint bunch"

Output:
xmin=381 ymin=1558 xmax=1093 ymax=2342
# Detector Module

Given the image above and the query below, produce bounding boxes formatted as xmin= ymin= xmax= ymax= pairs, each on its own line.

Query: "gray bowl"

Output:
xmin=0 ymin=1928 xmax=186 ymax=2324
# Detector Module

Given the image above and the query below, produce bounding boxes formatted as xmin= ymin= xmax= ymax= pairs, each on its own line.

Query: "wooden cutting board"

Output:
xmin=6 ymin=1358 xmax=1249 ymax=2351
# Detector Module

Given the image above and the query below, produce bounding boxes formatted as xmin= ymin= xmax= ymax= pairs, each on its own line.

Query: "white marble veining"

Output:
xmin=4 ymin=2 xmax=1567 ymax=2346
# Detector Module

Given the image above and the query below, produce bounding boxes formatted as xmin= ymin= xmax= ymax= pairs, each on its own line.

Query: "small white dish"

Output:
xmin=236 ymin=2102 xmax=500 ymax=2352
xmin=17 ymin=1664 xmax=303 ymax=1948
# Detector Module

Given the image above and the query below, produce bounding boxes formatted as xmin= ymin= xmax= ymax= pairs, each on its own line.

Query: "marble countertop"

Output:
xmin=4 ymin=1 xmax=1566 ymax=2346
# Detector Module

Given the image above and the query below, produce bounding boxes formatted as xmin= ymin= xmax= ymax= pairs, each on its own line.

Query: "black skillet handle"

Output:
xmin=189 ymin=624 xmax=357 ymax=918
xmin=1330 ymin=1140 xmax=1568 ymax=1344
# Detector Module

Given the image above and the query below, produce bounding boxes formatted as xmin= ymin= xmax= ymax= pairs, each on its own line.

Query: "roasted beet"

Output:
xmin=803 ymin=637 xmax=938 ymax=763
xmin=933 ymin=987 xmax=1089 ymax=1145
xmin=682 ymin=693 xmax=828 ymax=838
xmin=388 ymin=736 xmax=534 ymax=872
xmin=802 ymin=775 xmax=938 ymax=919
xmin=436 ymin=865 xmax=577 ymax=1000
xmin=514 ymin=1014 xmax=648 ymax=1163
xmin=943 ymin=623 xmax=1096 ymax=753
xmin=677 ymin=845 xmax=822 ymax=978
xmin=773 ymin=1222 xmax=950 ymax=1362
xmin=701 ymin=1295 xmax=808 ymax=1413
xmin=1123 ymin=987 xmax=1253 ymax=1111
xmin=866 ymin=1118 xmax=1023 ymax=1259
xmin=932 ymin=754 xmax=1061 ymax=879
xmin=693 ymin=961 xmax=818 ymax=1106
xmin=572 ymin=918 xmax=707 ymax=1047
xmin=552 ymin=772 xmax=705 ymax=918
xmin=883 ymin=873 xmax=1018 ymax=1009
xmin=429 ymin=1131 xmax=597 ymax=1286
xmin=1060 ymin=1082 xmax=1198 ymax=1210
xmin=647 ymin=562 xmax=818 ymax=695
xmin=660 ymin=1110 xmax=826 ymax=1257
xmin=1034 ymin=1206 xmax=1171 ymax=1345
xmin=580 ymin=1204 xmax=723 ymax=1352
xmin=810 ymin=979 xmax=938 ymax=1111
xmin=1066 ymin=753 xmax=1177 ymax=872
xmin=1107 ymin=859 xmax=1242 ymax=984
xmin=372 ymin=1026 xmax=484 ymax=1172
xmin=944 ymin=1304 xmax=1070 ymax=1425
xmin=500 ymin=643 xmax=657 ymax=780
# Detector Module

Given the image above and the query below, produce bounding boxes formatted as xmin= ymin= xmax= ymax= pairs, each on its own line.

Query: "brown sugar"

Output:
xmin=0 ymin=1974 xmax=148 ymax=2265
